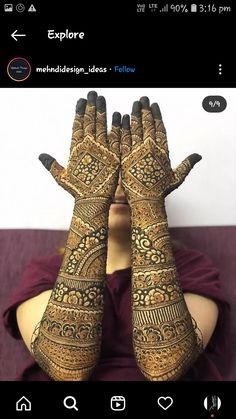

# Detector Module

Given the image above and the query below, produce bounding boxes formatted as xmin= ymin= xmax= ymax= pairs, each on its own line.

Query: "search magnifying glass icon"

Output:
xmin=63 ymin=396 xmax=78 ymax=411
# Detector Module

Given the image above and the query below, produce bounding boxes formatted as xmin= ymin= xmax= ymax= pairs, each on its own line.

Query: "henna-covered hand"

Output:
xmin=121 ymin=97 xmax=201 ymax=205
xmin=39 ymin=91 xmax=121 ymax=209
xmin=32 ymin=92 xmax=121 ymax=381
xmin=121 ymin=97 xmax=203 ymax=381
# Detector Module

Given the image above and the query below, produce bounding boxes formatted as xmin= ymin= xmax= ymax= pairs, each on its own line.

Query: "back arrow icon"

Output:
xmin=11 ymin=30 xmax=26 ymax=41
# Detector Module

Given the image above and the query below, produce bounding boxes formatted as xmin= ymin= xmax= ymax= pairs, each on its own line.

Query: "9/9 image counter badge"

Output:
xmin=7 ymin=57 xmax=31 ymax=81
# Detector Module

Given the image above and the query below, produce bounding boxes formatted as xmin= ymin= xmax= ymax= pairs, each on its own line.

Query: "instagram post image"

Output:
xmin=0 ymin=88 xmax=235 ymax=384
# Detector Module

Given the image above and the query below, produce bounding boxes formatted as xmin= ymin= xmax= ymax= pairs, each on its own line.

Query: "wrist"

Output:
xmin=73 ymin=197 xmax=110 ymax=225
xmin=130 ymin=198 xmax=167 ymax=227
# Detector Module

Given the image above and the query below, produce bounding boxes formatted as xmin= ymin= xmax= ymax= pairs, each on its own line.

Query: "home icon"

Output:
xmin=16 ymin=396 xmax=31 ymax=411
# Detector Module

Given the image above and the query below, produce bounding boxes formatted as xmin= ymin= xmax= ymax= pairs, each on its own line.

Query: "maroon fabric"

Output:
xmin=2 ymin=248 xmax=229 ymax=381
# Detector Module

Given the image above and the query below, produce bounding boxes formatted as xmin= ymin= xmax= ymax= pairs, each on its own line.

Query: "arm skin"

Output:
xmin=121 ymin=97 xmax=204 ymax=381
xmin=30 ymin=92 xmax=121 ymax=381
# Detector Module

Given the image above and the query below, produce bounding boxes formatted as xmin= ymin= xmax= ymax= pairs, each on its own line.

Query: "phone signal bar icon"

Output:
xmin=160 ymin=4 xmax=168 ymax=12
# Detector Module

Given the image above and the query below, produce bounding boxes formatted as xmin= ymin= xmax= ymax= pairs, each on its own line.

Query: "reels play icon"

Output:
xmin=110 ymin=396 xmax=126 ymax=411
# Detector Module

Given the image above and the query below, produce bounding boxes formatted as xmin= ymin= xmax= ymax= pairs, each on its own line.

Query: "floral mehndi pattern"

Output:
xmin=31 ymin=92 xmax=121 ymax=381
xmin=31 ymin=93 xmax=203 ymax=382
xmin=121 ymin=98 xmax=203 ymax=381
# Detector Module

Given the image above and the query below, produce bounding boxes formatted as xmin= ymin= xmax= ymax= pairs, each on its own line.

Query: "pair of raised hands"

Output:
xmin=39 ymin=91 xmax=201 ymax=209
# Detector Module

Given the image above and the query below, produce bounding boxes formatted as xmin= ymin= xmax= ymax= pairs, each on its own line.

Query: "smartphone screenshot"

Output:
xmin=0 ymin=1 xmax=235 ymax=417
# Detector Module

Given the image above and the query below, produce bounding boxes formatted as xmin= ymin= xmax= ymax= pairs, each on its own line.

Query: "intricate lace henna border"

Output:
xmin=191 ymin=316 xmax=204 ymax=353
xmin=30 ymin=321 xmax=42 ymax=356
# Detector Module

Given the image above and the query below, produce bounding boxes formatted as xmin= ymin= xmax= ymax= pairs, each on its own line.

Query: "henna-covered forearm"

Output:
xmin=131 ymin=200 xmax=202 ymax=381
xmin=32 ymin=92 xmax=121 ymax=380
xmin=31 ymin=199 xmax=109 ymax=381
xmin=121 ymin=97 xmax=203 ymax=381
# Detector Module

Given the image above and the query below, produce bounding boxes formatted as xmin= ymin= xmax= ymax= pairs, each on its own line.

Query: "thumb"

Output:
xmin=173 ymin=153 xmax=202 ymax=187
xmin=165 ymin=153 xmax=202 ymax=197
xmin=38 ymin=153 xmax=65 ymax=184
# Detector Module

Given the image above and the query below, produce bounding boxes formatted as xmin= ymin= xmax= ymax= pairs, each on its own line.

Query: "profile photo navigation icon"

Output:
xmin=110 ymin=396 xmax=126 ymax=411
xmin=63 ymin=396 xmax=78 ymax=411
xmin=204 ymin=395 xmax=221 ymax=413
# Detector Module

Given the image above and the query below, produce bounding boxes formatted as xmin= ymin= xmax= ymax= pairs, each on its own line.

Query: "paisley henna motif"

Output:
xmin=34 ymin=92 xmax=121 ymax=380
xmin=121 ymin=97 xmax=203 ymax=381
xmin=33 ymin=94 xmax=202 ymax=381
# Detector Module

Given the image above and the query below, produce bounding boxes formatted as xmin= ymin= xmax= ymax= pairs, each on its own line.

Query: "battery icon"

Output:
xmin=191 ymin=4 xmax=197 ymax=12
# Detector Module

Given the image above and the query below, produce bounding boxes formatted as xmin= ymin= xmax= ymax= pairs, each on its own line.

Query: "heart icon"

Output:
xmin=157 ymin=396 xmax=173 ymax=410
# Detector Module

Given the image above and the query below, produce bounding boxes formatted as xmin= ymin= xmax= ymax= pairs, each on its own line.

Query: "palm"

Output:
xmin=39 ymin=92 xmax=121 ymax=202
xmin=121 ymin=98 xmax=201 ymax=204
